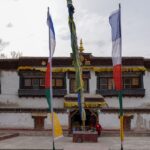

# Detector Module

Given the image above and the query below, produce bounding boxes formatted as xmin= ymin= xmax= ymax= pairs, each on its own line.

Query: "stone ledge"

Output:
xmin=0 ymin=133 xmax=19 ymax=141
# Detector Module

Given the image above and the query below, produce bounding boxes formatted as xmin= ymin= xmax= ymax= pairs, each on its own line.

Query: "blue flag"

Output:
xmin=47 ymin=7 xmax=56 ymax=58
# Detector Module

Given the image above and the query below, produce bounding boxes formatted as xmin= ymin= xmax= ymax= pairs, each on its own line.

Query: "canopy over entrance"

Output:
xmin=64 ymin=94 xmax=108 ymax=133
xmin=64 ymin=94 xmax=108 ymax=109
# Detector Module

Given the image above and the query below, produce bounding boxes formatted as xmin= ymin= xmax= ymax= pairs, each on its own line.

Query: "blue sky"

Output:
xmin=0 ymin=0 xmax=150 ymax=58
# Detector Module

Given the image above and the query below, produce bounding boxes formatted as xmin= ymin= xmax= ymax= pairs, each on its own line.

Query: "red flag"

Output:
xmin=45 ymin=62 xmax=51 ymax=88
xmin=109 ymin=9 xmax=122 ymax=91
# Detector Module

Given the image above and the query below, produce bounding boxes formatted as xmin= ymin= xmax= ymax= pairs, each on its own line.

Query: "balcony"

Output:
xmin=96 ymin=88 xmax=145 ymax=97
xmin=18 ymin=89 xmax=67 ymax=97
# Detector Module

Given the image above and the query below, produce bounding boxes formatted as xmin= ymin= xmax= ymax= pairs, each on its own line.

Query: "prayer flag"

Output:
xmin=109 ymin=9 xmax=122 ymax=91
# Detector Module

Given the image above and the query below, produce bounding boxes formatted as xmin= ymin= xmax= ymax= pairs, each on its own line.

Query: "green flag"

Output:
xmin=67 ymin=0 xmax=86 ymax=122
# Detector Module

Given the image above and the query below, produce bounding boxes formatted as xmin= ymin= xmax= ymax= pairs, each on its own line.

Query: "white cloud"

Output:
xmin=0 ymin=0 xmax=150 ymax=58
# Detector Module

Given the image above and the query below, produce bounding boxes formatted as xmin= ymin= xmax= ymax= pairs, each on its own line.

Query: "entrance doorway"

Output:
xmin=69 ymin=109 xmax=98 ymax=133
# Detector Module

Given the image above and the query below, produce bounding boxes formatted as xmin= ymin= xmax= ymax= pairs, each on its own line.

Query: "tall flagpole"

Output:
xmin=109 ymin=3 xmax=124 ymax=150
xmin=119 ymin=3 xmax=124 ymax=150
xmin=48 ymin=7 xmax=55 ymax=150
xmin=66 ymin=0 xmax=86 ymax=127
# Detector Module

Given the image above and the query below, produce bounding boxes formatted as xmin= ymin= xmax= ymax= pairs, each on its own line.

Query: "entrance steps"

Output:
xmin=1 ymin=129 xmax=150 ymax=137
xmin=101 ymin=130 xmax=150 ymax=137
xmin=0 ymin=133 xmax=19 ymax=141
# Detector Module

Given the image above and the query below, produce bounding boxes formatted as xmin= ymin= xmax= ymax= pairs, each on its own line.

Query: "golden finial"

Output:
xmin=79 ymin=39 xmax=84 ymax=53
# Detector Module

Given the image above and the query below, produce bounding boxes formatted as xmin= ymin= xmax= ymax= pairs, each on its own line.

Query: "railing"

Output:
xmin=96 ymin=88 xmax=145 ymax=97
xmin=18 ymin=89 xmax=67 ymax=97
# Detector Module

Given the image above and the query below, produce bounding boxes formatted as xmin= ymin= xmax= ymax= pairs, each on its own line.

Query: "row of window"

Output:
xmin=98 ymin=77 xmax=140 ymax=90
xmin=22 ymin=78 xmax=88 ymax=93
xmin=21 ymin=76 xmax=142 ymax=93
xmin=24 ymin=78 xmax=65 ymax=89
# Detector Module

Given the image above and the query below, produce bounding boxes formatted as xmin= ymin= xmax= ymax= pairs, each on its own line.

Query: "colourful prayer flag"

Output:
xmin=109 ymin=9 xmax=122 ymax=91
xmin=67 ymin=0 xmax=85 ymax=122
xmin=45 ymin=8 xmax=56 ymax=112
xmin=45 ymin=8 xmax=63 ymax=142
xmin=47 ymin=8 xmax=56 ymax=57
xmin=109 ymin=5 xmax=124 ymax=147
xmin=45 ymin=62 xmax=51 ymax=112
xmin=49 ymin=112 xmax=63 ymax=138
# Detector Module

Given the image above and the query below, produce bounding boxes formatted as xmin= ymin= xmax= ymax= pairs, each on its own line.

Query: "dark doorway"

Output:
xmin=69 ymin=109 xmax=98 ymax=133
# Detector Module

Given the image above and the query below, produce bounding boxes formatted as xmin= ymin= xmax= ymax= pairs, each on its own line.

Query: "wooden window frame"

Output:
xmin=52 ymin=78 xmax=65 ymax=89
xmin=69 ymin=78 xmax=89 ymax=93
xmin=97 ymin=74 xmax=142 ymax=90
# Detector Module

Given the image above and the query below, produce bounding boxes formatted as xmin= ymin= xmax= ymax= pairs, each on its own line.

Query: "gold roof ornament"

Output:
xmin=79 ymin=39 xmax=84 ymax=53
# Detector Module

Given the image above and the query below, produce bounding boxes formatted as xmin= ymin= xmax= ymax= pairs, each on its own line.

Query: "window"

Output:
xmin=70 ymin=79 xmax=76 ymax=93
xmin=132 ymin=78 xmax=140 ymax=88
xmin=40 ymin=79 xmax=45 ymax=87
xmin=22 ymin=77 xmax=66 ymax=89
xmin=99 ymin=77 xmax=114 ymax=90
xmin=24 ymin=79 xmax=31 ymax=87
xmin=19 ymin=71 xmax=67 ymax=97
xmin=20 ymin=71 xmax=66 ymax=89
xmin=52 ymin=78 xmax=65 ymax=89
xmin=68 ymin=71 xmax=90 ymax=93
xmin=96 ymin=72 xmax=145 ymax=97
xmin=98 ymin=76 xmax=141 ymax=90
xmin=23 ymin=78 xmax=44 ymax=89
xmin=70 ymin=78 xmax=89 ymax=93
xmin=123 ymin=77 xmax=140 ymax=89
xmin=32 ymin=79 xmax=39 ymax=88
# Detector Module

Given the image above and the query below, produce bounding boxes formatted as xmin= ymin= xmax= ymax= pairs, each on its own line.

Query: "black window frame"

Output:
xmin=18 ymin=71 xmax=67 ymax=97
xmin=68 ymin=71 xmax=90 ymax=94
xmin=96 ymin=72 xmax=145 ymax=97
xmin=69 ymin=78 xmax=89 ymax=93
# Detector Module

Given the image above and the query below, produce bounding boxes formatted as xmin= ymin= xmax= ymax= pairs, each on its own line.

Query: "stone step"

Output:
xmin=1 ymin=129 xmax=150 ymax=137
xmin=0 ymin=133 xmax=19 ymax=141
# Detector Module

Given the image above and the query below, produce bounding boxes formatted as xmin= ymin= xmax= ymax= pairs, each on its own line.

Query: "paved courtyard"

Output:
xmin=0 ymin=136 xmax=150 ymax=150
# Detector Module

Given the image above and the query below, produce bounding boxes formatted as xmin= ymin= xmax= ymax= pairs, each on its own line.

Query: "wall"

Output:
xmin=89 ymin=71 xmax=97 ymax=94
xmin=0 ymin=113 xmax=33 ymax=128
xmin=104 ymin=71 xmax=150 ymax=108
xmin=1 ymin=70 xmax=150 ymax=130
xmin=0 ymin=71 xmax=64 ymax=109
xmin=0 ymin=112 xmax=68 ymax=129
xmin=99 ymin=113 xmax=120 ymax=129
xmin=44 ymin=113 xmax=68 ymax=129
xmin=99 ymin=112 xmax=150 ymax=130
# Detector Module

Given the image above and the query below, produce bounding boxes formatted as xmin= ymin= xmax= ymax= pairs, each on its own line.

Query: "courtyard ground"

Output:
xmin=0 ymin=136 xmax=150 ymax=150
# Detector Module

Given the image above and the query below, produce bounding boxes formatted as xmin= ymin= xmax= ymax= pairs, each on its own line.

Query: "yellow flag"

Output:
xmin=120 ymin=115 xmax=124 ymax=141
xmin=49 ymin=112 xmax=63 ymax=138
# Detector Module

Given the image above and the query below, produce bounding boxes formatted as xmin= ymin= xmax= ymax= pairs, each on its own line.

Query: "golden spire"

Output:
xmin=79 ymin=39 xmax=84 ymax=53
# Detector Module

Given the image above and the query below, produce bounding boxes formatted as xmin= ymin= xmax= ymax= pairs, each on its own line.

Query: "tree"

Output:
xmin=0 ymin=39 xmax=9 ymax=52
xmin=10 ymin=51 xmax=22 ymax=58
xmin=0 ymin=38 xmax=10 ymax=59
xmin=0 ymin=51 xmax=22 ymax=59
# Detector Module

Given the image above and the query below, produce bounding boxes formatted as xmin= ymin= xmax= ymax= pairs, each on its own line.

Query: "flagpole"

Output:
xmin=66 ymin=0 xmax=86 ymax=128
xmin=119 ymin=3 xmax=124 ymax=150
xmin=49 ymin=56 xmax=55 ymax=150
xmin=48 ymin=7 xmax=55 ymax=150
xmin=119 ymin=91 xmax=124 ymax=150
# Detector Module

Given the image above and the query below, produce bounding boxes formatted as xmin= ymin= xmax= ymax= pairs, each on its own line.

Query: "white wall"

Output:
xmin=0 ymin=71 xmax=64 ymax=108
xmin=131 ymin=113 xmax=150 ymax=130
xmin=104 ymin=71 xmax=150 ymax=108
xmin=66 ymin=73 xmax=70 ymax=94
xmin=99 ymin=113 xmax=120 ymax=129
xmin=0 ymin=113 xmax=34 ymax=128
xmin=0 ymin=112 xmax=68 ymax=129
xmin=1 ymin=70 xmax=150 ymax=129
xmin=1 ymin=70 xmax=150 ymax=109
xmin=0 ymin=71 xmax=19 ymax=105
xmin=45 ymin=113 xmax=68 ymax=129
xmin=89 ymin=71 xmax=97 ymax=94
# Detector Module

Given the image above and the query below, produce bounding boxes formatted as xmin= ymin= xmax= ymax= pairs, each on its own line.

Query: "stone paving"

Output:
xmin=0 ymin=136 xmax=150 ymax=150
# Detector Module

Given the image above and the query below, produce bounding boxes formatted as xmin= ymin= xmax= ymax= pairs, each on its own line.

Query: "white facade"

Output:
xmin=0 ymin=67 xmax=150 ymax=130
